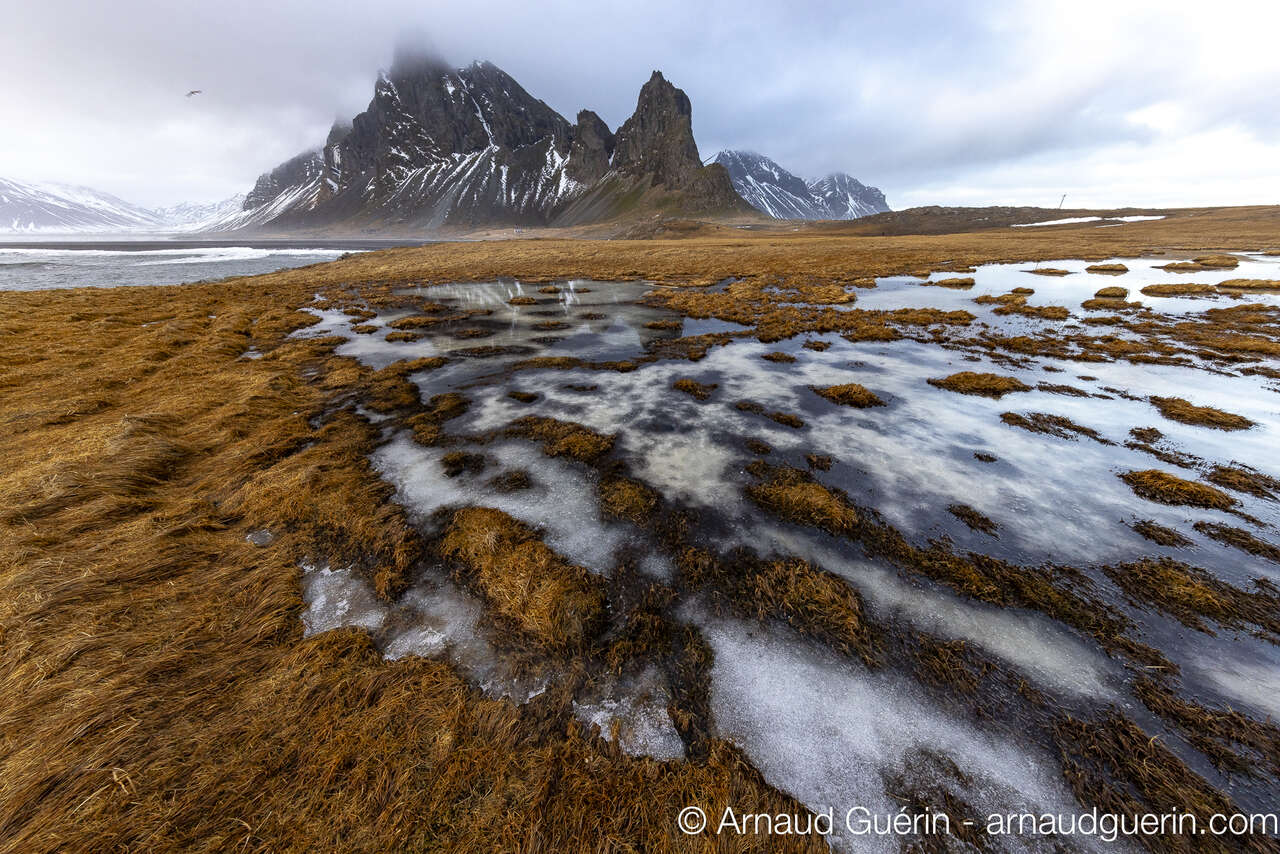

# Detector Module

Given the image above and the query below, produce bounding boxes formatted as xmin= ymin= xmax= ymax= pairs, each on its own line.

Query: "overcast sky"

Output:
xmin=2 ymin=0 xmax=1277 ymax=210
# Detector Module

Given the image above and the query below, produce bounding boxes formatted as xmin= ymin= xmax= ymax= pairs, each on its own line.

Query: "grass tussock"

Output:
xmin=439 ymin=507 xmax=606 ymax=649
xmin=1102 ymin=557 xmax=1280 ymax=635
xmin=679 ymin=548 xmax=876 ymax=663
xmin=1149 ymin=396 xmax=1255 ymax=430
xmin=1130 ymin=520 xmax=1192 ymax=548
xmin=1206 ymin=464 xmax=1279 ymax=500
xmin=1000 ymin=411 xmax=1110 ymax=443
xmin=1193 ymin=521 xmax=1280 ymax=563
xmin=761 ymin=350 xmax=797 ymax=363
xmin=598 ymin=477 xmax=659 ymax=525
xmin=1140 ymin=283 xmax=1217 ymax=297
xmin=1119 ymin=469 xmax=1236 ymax=510
xmin=1093 ymin=286 xmax=1129 ymax=298
xmin=744 ymin=461 xmax=859 ymax=534
xmin=1217 ymin=278 xmax=1280 ymax=290
xmin=1025 ymin=267 xmax=1071 ymax=276
xmin=922 ymin=277 xmax=975 ymax=288
xmin=507 ymin=295 xmax=537 ymax=305
xmin=811 ymin=383 xmax=885 ymax=408
xmin=672 ymin=377 xmax=717 ymax=400
xmin=504 ymin=415 xmax=616 ymax=462
xmin=1086 ymin=263 xmax=1129 ymax=274
xmin=947 ymin=503 xmax=998 ymax=536
xmin=927 ymin=371 xmax=1031 ymax=398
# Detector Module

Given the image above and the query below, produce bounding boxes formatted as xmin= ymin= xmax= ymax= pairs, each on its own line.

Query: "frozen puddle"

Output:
xmin=299 ymin=561 xmax=546 ymax=703
xmin=572 ymin=666 xmax=686 ymax=760
xmin=699 ymin=614 xmax=1118 ymax=853
xmin=371 ymin=435 xmax=672 ymax=578
xmin=292 ymin=273 xmax=1280 ymax=834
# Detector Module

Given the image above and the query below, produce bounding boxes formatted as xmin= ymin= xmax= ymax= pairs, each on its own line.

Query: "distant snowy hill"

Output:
xmin=0 ymin=177 xmax=246 ymax=235
xmin=0 ymin=177 xmax=160 ymax=233
xmin=712 ymin=151 xmax=889 ymax=220
xmin=151 ymin=195 xmax=247 ymax=232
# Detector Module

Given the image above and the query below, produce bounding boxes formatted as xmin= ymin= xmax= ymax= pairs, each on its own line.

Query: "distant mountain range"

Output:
xmin=713 ymin=151 xmax=889 ymax=219
xmin=3 ymin=50 xmax=890 ymax=236
xmin=0 ymin=177 xmax=243 ymax=234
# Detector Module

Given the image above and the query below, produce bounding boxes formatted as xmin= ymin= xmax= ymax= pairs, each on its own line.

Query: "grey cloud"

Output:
xmin=1 ymin=0 xmax=1276 ymax=209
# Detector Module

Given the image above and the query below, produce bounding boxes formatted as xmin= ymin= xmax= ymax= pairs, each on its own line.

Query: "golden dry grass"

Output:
xmin=927 ymin=371 xmax=1031 ymax=398
xmin=672 ymin=377 xmax=717 ymax=400
xmin=1119 ymin=470 xmax=1236 ymax=510
xmin=921 ymin=276 xmax=975 ymax=288
xmin=1148 ymin=396 xmax=1255 ymax=430
xmin=810 ymin=383 xmax=885 ymax=408
xmin=1086 ymin=263 xmax=1129 ymax=274
xmin=1093 ymin=286 xmax=1129 ymax=298
xmin=439 ymin=507 xmax=606 ymax=648
xmin=598 ymin=477 xmax=659 ymax=525
xmin=1140 ymin=283 xmax=1217 ymax=296
xmin=4 ymin=208 xmax=1280 ymax=851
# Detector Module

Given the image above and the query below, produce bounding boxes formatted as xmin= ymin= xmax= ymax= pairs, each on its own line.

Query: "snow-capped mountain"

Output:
xmin=151 ymin=194 xmax=246 ymax=232
xmin=713 ymin=151 xmax=889 ymax=220
xmin=807 ymin=172 xmax=889 ymax=219
xmin=0 ymin=177 xmax=160 ymax=233
xmin=220 ymin=50 xmax=745 ymax=232
xmin=0 ymin=177 xmax=249 ymax=235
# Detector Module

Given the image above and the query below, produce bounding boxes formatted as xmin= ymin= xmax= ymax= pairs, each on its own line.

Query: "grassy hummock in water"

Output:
xmin=1148 ymin=396 xmax=1255 ymax=430
xmin=440 ymin=507 xmax=606 ymax=649
xmin=811 ymin=383 xmax=885 ymax=408
xmin=927 ymin=371 xmax=1031 ymax=398
xmin=1119 ymin=469 xmax=1236 ymax=509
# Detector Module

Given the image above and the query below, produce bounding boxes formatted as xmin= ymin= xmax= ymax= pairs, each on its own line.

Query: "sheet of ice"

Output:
xmin=371 ymin=434 xmax=666 ymax=576
xmin=298 ymin=561 xmax=546 ymax=703
xmin=299 ymin=561 xmax=387 ymax=636
xmin=1192 ymin=657 xmax=1280 ymax=721
xmin=698 ymin=614 xmax=1114 ymax=853
xmin=572 ymin=666 xmax=685 ymax=760
xmin=754 ymin=524 xmax=1120 ymax=699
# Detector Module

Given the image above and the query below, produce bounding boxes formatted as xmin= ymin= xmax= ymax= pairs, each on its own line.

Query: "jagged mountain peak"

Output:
xmin=226 ymin=60 xmax=751 ymax=232
xmin=714 ymin=149 xmax=889 ymax=220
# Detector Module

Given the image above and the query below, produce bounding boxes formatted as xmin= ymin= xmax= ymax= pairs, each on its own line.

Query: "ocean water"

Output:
xmin=0 ymin=239 xmax=426 ymax=291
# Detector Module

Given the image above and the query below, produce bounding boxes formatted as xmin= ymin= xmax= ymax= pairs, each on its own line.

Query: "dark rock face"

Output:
xmin=226 ymin=57 xmax=747 ymax=232
xmin=565 ymin=110 xmax=615 ymax=185
xmin=612 ymin=72 xmax=701 ymax=187
xmin=714 ymin=150 xmax=889 ymax=220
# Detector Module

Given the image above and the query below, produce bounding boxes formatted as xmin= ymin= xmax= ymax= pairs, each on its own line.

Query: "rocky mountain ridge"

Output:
xmin=220 ymin=53 xmax=747 ymax=232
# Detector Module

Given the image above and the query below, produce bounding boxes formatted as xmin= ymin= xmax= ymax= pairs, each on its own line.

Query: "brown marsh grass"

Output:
xmin=810 ymin=383 xmax=885 ymax=408
xmin=4 ymin=207 xmax=1280 ymax=851
xmin=1119 ymin=470 xmax=1236 ymax=510
xmin=1148 ymin=396 xmax=1255 ymax=430
xmin=927 ymin=372 xmax=1031 ymax=398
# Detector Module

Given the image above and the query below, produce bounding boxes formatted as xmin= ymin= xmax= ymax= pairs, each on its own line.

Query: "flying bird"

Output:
xmin=185 ymin=90 xmax=202 ymax=98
